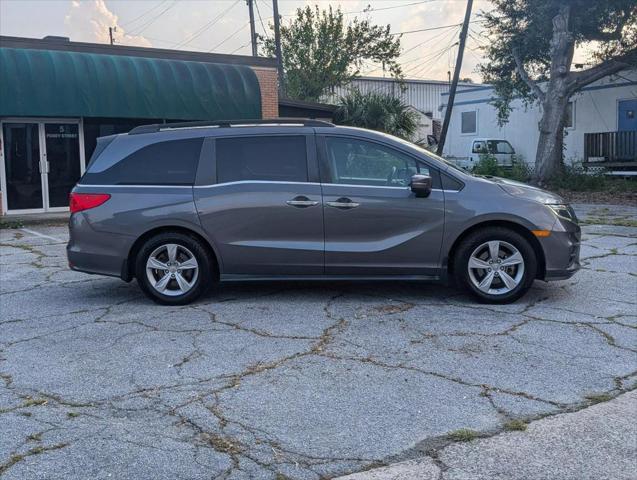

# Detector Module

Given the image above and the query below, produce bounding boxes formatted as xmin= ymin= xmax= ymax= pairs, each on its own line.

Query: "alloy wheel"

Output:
xmin=145 ymin=243 xmax=199 ymax=296
xmin=467 ymin=240 xmax=525 ymax=295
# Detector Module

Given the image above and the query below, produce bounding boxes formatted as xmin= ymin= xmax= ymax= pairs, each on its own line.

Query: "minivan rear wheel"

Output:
xmin=453 ymin=227 xmax=537 ymax=303
xmin=135 ymin=232 xmax=213 ymax=305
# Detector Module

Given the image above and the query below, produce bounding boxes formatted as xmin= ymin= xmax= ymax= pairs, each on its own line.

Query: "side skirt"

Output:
xmin=219 ymin=274 xmax=442 ymax=283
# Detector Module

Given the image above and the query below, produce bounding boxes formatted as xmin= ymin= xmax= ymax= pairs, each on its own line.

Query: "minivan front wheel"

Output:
xmin=454 ymin=227 xmax=537 ymax=303
xmin=135 ymin=232 xmax=213 ymax=305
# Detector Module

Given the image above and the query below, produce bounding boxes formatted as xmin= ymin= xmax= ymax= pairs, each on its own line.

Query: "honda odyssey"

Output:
xmin=67 ymin=119 xmax=580 ymax=305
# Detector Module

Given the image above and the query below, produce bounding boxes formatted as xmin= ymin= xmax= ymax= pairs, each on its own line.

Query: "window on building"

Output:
xmin=461 ymin=111 xmax=477 ymax=134
xmin=83 ymin=118 xmax=165 ymax=160
xmin=324 ymin=137 xmax=427 ymax=187
xmin=216 ymin=136 xmax=308 ymax=183
xmin=81 ymin=138 xmax=203 ymax=185
xmin=564 ymin=101 xmax=575 ymax=128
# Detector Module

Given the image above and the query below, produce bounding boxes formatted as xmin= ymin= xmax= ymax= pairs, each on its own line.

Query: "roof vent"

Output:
xmin=42 ymin=36 xmax=70 ymax=43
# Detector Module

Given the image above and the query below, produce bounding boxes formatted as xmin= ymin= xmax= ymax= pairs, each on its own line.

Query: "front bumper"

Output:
xmin=538 ymin=222 xmax=581 ymax=281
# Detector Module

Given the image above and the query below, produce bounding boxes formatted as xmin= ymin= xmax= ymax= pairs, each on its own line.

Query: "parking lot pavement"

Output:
xmin=1 ymin=208 xmax=636 ymax=480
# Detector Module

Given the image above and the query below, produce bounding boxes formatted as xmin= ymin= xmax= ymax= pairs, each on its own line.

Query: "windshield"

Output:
xmin=487 ymin=140 xmax=514 ymax=154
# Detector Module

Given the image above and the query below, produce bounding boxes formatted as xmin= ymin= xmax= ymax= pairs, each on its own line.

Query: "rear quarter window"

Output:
xmin=81 ymin=138 xmax=203 ymax=185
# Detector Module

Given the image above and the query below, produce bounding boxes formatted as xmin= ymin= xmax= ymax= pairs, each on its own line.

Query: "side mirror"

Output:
xmin=410 ymin=174 xmax=432 ymax=198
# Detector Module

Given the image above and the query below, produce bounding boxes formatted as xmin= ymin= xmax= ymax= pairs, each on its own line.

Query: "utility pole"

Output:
xmin=246 ymin=0 xmax=258 ymax=56
xmin=436 ymin=0 xmax=473 ymax=156
xmin=109 ymin=26 xmax=115 ymax=45
xmin=272 ymin=0 xmax=284 ymax=96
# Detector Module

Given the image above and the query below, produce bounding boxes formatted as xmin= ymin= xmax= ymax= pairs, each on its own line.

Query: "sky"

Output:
xmin=0 ymin=0 xmax=496 ymax=82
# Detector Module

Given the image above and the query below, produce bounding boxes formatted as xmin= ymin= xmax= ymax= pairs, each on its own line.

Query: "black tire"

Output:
xmin=453 ymin=227 xmax=537 ymax=304
xmin=135 ymin=232 xmax=214 ymax=305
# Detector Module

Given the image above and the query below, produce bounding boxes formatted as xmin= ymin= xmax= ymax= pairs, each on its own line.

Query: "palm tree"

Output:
xmin=333 ymin=89 xmax=419 ymax=140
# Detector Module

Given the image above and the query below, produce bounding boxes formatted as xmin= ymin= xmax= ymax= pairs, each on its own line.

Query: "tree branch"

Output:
xmin=512 ymin=47 xmax=545 ymax=102
xmin=567 ymin=48 xmax=637 ymax=93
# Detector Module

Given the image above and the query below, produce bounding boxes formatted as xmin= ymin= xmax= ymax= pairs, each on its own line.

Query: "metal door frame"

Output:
xmin=0 ymin=117 xmax=85 ymax=214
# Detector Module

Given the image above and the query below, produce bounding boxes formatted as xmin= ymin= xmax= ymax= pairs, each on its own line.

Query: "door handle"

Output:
xmin=326 ymin=197 xmax=360 ymax=209
xmin=286 ymin=196 xmax=319 ymax=208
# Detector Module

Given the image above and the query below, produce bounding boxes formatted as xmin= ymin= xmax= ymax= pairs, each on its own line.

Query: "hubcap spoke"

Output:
xmin=179 ymin=258 xmax=198 ymax=270
xmin=478 ymin=271 xmax=495 ymax=292
xmin=469 ymin=257 xmax=491 ymax=270
xmin=148 ymin=257 xmax=168 ymax=270
xmin=499 ymin=270 xmax=518 ymax=290
xmin=154 ymin=273 xmax=171 ymax=292
xmin=500 ymin=251 xmax=523 ymax=267
xmin=166 ymin=244 xmax=178 ymax=263
xmin=174 ymin=273 xmax=191 ymax=292
xmin=487 ymin=241 xmax=500 ymax=261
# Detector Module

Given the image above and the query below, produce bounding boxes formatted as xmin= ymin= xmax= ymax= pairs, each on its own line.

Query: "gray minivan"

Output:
xmin=68 ymin=119 xmax=580 ymax=305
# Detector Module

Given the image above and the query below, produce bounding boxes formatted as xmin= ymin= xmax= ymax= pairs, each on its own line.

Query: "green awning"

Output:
xmin=0 ymin=47 xmax=262 ymax=120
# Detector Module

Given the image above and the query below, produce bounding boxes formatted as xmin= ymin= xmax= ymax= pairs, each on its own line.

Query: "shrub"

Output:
xmin=545 ymin=165 xmax=636 ymax=193
xmin=471 ymin=154 xmax=532 ymax=183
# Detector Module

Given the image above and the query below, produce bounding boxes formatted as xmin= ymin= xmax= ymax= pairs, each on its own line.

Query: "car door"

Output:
xmin=319 ymin=135 xmax=445 ymax=276
xmin=194 ymin=132 xmax=324 ymax=276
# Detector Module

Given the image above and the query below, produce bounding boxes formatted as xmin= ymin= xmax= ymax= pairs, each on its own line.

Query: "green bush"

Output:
xmin=546 ymin=165 xmax=636 ymax=193
xmin=471 ymin=154 xmax=531 ymax=183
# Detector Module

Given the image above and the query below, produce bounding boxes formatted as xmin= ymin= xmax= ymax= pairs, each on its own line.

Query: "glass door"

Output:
xmin=1 ymin=122 xmax=44 ymax=211
xmin=43 ymin=123 xmax=81 ymax=209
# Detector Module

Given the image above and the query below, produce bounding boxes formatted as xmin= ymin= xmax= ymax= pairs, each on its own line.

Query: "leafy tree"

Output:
xmin=479 ymin=0 xmax=637 ymax=183
xmin=262 ymin=5 xmax=402 ymax=101
xmin=333 ymin=89 xmax=419 ymax=140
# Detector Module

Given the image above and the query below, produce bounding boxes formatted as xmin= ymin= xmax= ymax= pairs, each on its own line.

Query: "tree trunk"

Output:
xmin=532 ymin=6 xmax=575 ymax=185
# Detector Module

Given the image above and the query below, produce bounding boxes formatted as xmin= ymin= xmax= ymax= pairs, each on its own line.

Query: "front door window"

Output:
xmin=324 ymin=137 xmax=426 ymax=187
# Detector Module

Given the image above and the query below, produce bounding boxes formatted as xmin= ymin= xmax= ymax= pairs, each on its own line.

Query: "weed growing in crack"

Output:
xmin=585 ymin=393 xmax=613 ymax=404
xmin=447 ymin=429 xmax=479 ymax=442
xmin=504 ymin=419 xmax=528 ymax=431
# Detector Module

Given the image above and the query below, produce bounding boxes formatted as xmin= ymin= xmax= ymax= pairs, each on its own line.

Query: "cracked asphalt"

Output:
xmin=1 ymin=204 xmax=636 ymax=480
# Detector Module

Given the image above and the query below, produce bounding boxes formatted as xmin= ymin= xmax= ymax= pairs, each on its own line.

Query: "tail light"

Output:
xmin=69 ymin=193 xmax=111 ymax=213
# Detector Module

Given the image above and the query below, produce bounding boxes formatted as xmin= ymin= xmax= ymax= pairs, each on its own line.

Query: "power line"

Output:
xmin=127 ymin=1 xmax=176 ymax=35
xmin=392 ymin=19 xmax=483 ymax=36
xmin=173 ymin=0 xmax=240 ymax=49
xmin=120 ymin=0 xmax=169 ymax=28
xmin=255 ymin=0 xmax=269 ymax=39
xmin=209 ymin=21 xmax=251 ymax=52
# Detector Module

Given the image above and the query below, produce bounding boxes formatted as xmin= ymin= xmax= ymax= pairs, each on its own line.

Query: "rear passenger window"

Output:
xmin=216 ymin=136 xmax=307 ymax=183
xmin=81 ymin=138 xmax=202 ymax=185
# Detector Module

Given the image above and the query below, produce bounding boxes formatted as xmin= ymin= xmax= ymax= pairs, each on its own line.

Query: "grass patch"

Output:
xmin=585 ymin=393 xmax=614 ymax=404
xmin=22 ymin=398 xmax=47 ymax=407
xmin=581 ymin=218 xmax=637 ymax=228
xmin=67 ymin=412 xmax=80 ymax=418
xmin=26 ymin=433 xmax=42 ymax=442
xmin=0 ymin=219 xmax=24 ymax=229
xmin=447 ymin=428 xmax=479 ymax=442
xmin=504 ymin=419 xmax=528 ymax=431
xmin=203 ymin=434 xmax=243 ymax=455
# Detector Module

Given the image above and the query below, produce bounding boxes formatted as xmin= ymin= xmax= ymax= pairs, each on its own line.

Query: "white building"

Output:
xmin=440 ymin=70 xmax=637 ymax=168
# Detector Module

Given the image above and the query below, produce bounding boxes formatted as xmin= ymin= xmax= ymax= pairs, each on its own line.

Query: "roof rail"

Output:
xmin=129 ymin=118 xmax=334 ymax=135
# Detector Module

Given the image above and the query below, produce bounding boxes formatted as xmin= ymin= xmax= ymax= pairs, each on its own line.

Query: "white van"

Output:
xmin=448 ymin=138 xmax=516 ymax=170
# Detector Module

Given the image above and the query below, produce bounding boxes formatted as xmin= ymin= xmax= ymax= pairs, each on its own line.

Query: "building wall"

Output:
xmin=252 ymin=67 xmax=279 ymax=119
xmin=326 ymin=77 xmax=474 ymax=120
xmin=440 ymin=70 xmax=637 ymax=165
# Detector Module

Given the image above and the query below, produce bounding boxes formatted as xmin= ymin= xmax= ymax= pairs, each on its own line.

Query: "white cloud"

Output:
xmin=64 ymin=0 xmax=152 ymax=47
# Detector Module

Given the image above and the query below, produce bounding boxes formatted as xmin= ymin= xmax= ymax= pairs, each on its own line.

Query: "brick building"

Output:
xmin=0 ymin=35 xmax=280 ymax=215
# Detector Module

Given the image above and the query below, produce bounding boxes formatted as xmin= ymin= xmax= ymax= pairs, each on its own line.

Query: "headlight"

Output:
xmin=547 ymin=204 xmax=577 ymax=223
